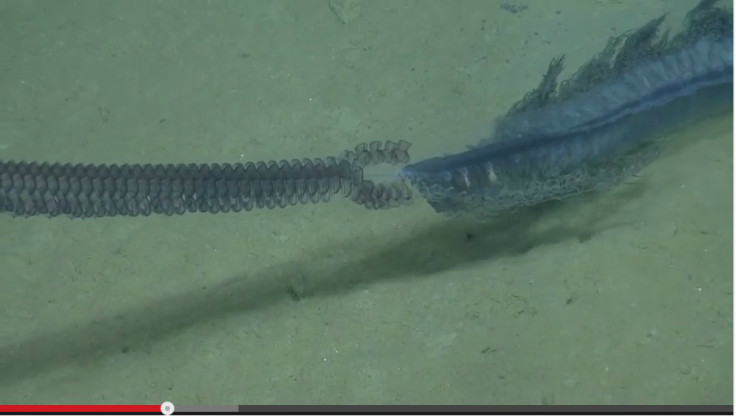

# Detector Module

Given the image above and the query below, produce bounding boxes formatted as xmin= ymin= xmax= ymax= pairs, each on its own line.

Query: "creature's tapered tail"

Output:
xmin=0 ymin=140 xmax=412 ymax=218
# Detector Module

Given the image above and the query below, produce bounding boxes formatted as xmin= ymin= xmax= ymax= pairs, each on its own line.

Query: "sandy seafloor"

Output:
xmin=0 ymin=0 xmax=732 ymax=405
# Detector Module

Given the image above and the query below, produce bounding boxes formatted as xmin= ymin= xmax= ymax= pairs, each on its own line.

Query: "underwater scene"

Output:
xmin=0 ymin=0 xmax=732 ymax=405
